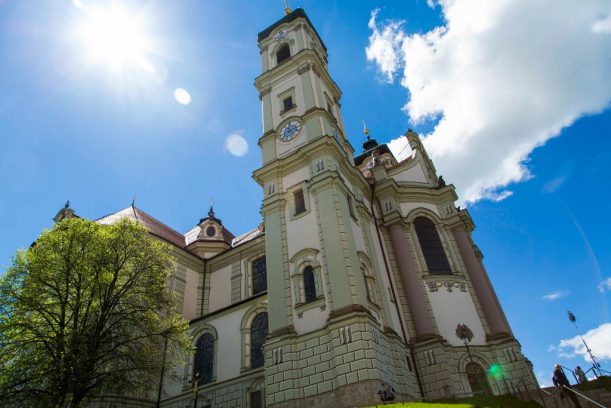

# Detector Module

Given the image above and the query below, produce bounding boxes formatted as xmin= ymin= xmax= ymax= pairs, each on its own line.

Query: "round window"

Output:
xmin=206 ymin=226 xmax=216 ymax=237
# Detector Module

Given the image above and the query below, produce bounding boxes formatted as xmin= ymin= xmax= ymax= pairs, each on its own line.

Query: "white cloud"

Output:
xmin=536 ymin=371 xmax=553 ymax=388
xmin=367 ymin=1 xmax=611 ymax=204
xmin=557 ymin=323 xmax=611 ymax=362
xmin=387 ymin=135 xmax=413 ymax=162
xmin=542 ymin=176 xmax=567 ymax=194
xmin=593 ymin=14 xmax=611 ymax=33
xmin=365 ymin=9 xmax=405 ymax=83
xmin=598 ymin=277 xmax=611 ymax=293
xmin=542 ymin=290 xmax=570 ymax=301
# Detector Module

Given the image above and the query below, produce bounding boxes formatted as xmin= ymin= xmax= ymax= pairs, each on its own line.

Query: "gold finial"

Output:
xmin=284 ymin=0 xmax=291 ymax=15
xmin=362 ymin=120 xmax=370 ymax=139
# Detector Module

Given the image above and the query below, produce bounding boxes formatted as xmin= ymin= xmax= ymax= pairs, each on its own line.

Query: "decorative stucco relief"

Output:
xmin=427 ymin=280 xmax=467 ymax=293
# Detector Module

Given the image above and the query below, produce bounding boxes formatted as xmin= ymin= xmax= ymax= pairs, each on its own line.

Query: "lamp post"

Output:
xmin=191 ymin=371 xmax=201 ymax=408
xmin=456 ymin=323 xmax=474 ymax=364
xmin=457 ymin=323 xmax=488 ymax=395
xmin=156 ymin=333 xmax=169 ymax=408
xmin=567 ymin=311 xmax=601 ymax=378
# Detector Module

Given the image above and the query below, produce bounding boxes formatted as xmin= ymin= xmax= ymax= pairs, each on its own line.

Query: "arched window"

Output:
xmin=250 ymin=312 xmax=268 ymax=369
xmin=252 ymin=257 xmax=267 ymax=295
xmin=194 ymin=333 xmax=215 ymax=384
xmin=276 ymin=44 xmax=291 ymax=65
xmin=466 ymin=362 xmax=491 ymax=396
xmin=303 ymin=266 xmax=316 ymax=303
xmin=414 ymin=217 xmax=452 ymax=275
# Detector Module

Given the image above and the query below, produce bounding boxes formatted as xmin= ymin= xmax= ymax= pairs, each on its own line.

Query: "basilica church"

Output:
xmin=60 ymin=7 xmax=537 ymax=408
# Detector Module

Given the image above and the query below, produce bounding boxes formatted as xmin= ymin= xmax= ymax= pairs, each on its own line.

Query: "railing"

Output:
xmin=502 ymin=376 xmax=608 ymax=408
xmin=563 ymin=385 xmax=607 ymax=408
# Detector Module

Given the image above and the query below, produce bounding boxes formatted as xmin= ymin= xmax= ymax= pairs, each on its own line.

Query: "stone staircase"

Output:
xmin=538 ymin=386 xmax=610 ymax=408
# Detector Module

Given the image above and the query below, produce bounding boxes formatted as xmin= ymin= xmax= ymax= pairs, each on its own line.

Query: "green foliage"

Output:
xmin=0 ymin=218 xmax=191 ymax=407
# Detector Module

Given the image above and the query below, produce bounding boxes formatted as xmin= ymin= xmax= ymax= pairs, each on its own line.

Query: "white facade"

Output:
xmin=86 ymin=8 xmax=537 ymax=408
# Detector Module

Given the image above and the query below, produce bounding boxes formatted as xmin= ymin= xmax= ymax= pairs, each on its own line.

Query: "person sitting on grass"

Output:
xmin=378 ymin=382 xmax=396 ymax=403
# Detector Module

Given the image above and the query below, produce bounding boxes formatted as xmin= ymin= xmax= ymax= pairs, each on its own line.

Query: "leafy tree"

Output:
xmin=0 ymin=218 xmax=190 ymax=407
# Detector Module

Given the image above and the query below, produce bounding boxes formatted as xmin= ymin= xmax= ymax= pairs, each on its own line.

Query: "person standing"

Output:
xmin=575 ymin=366 xmax=588 ymax=383
xmin=553 ymin=364 xmax=582 ymax=407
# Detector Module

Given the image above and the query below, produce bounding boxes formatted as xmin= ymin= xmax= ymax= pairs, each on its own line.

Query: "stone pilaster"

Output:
xmin=387 ymin=223 xmax=435 ymax=338
xmin=452 ymin=228 xmax=509 ymax=336
xmin=262 ymin=196 xmax=292 ymax=333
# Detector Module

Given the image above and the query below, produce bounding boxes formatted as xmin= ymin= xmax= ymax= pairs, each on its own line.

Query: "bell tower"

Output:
xmin=253 ymin=8 xmax=420 ymax=408
xmin=255 ymin=8 xmax=353 ymax=165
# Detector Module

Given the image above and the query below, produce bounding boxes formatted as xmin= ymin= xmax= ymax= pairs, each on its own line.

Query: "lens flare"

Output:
xmin=488 ymin=363 xmax=504 ymax=380
xmin=73 ymin=3 xmax=153 ymax=72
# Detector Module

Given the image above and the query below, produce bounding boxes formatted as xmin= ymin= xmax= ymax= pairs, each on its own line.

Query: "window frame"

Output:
xmin=249 ymin=312 xmax=268 ymax=369
xmin=287 ymin=182 xmax=311 ymax=221
xmin=278 ymin=87 xmax=296 ymax=116
xmin=251 ymin=256 xmax=267 ymax=296
xmin=303 ymin=265 xmax=317 ymax=303
xmin=289 ymin=248 xmax=324 ymax=310
xmin=413 ymin=216 xmax=453 ymax=275
xmin=293 ymin=189 xmax=306 ymax=216
xmin=193 ymin=332 xmax=215 ymax=385
xmin=240 ymin=304 xmax=268 ymax=372
xmin=186 ymin=325 xmax=218 ymax=387
xmin=276 ymin=43 xmax=291 ymax=65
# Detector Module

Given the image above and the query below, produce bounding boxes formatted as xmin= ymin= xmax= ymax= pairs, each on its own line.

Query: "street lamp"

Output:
xmin=456 ymin=323 xmax=474 ymax=364
xmin=191 ymin=371 xmax=201 ymax=408
xmin=567 ymin=311 xmax=601 ymax=378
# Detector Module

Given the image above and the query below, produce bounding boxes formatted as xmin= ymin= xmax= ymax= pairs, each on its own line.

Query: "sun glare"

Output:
xmin=74 ymin=3 xmax=153 ymax=72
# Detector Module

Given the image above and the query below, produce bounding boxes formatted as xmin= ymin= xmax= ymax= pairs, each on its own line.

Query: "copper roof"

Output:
xmin=97 ymin=206 xmax=186 ymax=248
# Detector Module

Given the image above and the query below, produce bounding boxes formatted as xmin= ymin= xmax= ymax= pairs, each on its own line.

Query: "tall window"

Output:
xmin=283 ymin=96 xmax=293 ymax=112
xmin=294 ymin=189 xmax=306 ymax=215
xmin=252 ymin=257 xmax=267 ymax=295
xmin=414 ymin=217 xmax=452 ymax=275
xmin=276 ymin=44 xmax=291 ymax=65
xmin=194 ymin=333 xmax=214 ymax=384
xmin=303 ymin=266 xmax=317 ymax=303
xmin=250 ymin=391 xmax=263 ymax=408
xmin=250 ymin=312 xmax=268 ymax=368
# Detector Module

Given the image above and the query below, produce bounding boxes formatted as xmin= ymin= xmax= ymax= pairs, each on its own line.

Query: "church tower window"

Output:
xmin=194 ymin=333 xmax=215 ymax=385
xmin=283 ymin=96 xmax=294 ymax=112
xmin=252 ymin=257 xmax=267 ymax=295
xmin=250 ymin=312 xmax=268 ymax=369
xmin=276 ymin=44 xmax=291 ymax=65
xmin=303 ymin=266 xmax=317 ymax=303
xmin=293 ymin=189 xmax=306 ymax=215
xmin=414 ymin=217 xmax=452 ymax=275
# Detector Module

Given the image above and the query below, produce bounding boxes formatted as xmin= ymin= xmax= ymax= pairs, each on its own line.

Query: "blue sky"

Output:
xmin=1 ymin=0 xmax=610 ymax=387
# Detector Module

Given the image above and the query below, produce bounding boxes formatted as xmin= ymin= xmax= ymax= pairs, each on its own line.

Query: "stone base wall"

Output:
xmin=264 ymin=314 xmax=421 ymax=407
xmin=414 ymin=336 xmax=538 ymax=400
xmin=160 ymin=370 xmax=264 ymax=408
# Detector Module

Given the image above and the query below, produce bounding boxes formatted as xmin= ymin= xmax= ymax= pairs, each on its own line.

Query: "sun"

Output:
xmin=73 ymin=2 xmax=154 ymax=72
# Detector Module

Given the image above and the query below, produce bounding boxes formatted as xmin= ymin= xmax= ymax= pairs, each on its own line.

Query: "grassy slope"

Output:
xmin=367 ymin=395 xmax=541 ymax=407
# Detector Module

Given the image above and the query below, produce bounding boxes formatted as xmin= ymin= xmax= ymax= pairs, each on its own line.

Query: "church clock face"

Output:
xmin=280 ymin=120 xmax=302 ymax=142
xmin=274 ymin=29 xmax=288 ymax=42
